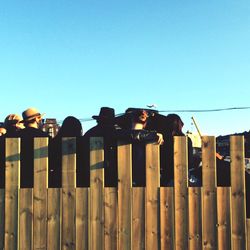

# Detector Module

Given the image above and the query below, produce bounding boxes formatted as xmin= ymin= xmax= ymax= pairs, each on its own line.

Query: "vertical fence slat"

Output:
xmin=90 ymin=137 xmax=104 ymax=250
xmin=118 ymin=142 xmax=132 ymax=250
xmin=5 ymin=138 xmax=20 ymax=250
xmin=34 ymin=137 xmax=48 ymax=250
xmin=132 ymin=187 xmax=145 ymax=250
xmin=47 ymin=188 xmax=61 ymax=250
xmin=230 ymin=135 xmax=246 ymax=249
xmin=62 ymin=137 xmax=76 ymax=250
xmin=247 ymin=219 xmax=250 ymax=250
xmin=146 ymin=143 xmax=160 ymax=249
xmin=188 ymin=187 xmax=202 ymax=250
xmin=104 ymin=187 xmax=118 ymax=250
xmin=202 ymin=136 xmax=217 ymax=249
xmin=174 ymin=136 xmax=188 ymax=250
xmin=0 ymin=189 xmax=4 ymax=249
xmin=217 ymin=187 xmax=231 ymax=250
xmin=76 ymin=188 xmax=89 ymax=250
xmin=160 ymin=187 xmax=174 ymax=250
xmin=19 ymin=188 xmax=33 ymax=250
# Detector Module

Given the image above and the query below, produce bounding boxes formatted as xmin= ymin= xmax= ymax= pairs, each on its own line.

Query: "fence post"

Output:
xmin=230 ymin=135 xmax=246 ymax=249
xmin=217 ymin=187 xmax=231 ymax=250
xmin=89 ymin=137 xmax=104 ymax=250
xmin=188 ymin=187 xmax=202 ymax=250
xmin=76 ymin=187 xmax=88 ymax=250
xmin=47 ymin=188 xmax=61 ymax=250
xmin=5 ymin=138 xmax=20 ymax=250
xmin=146 ymin=143 xmax=160 ymax=249
xmin=202 ymin=136 xmax=217 ymax=249
xmin=33 ymin=137 xmax=48 ymax=250
xmin=174 ymin=136 xmax=188 ymax=250
xmin=62 ymin=137 xmax=76 ymax=249
xmin=104 ymin=187 xmax=118 ymax=250
xmin=0 ymin=188 xmax=4 ymax=249
xmin=160 ymin=187 xmax=174 ymax=249
xmin=117 ymin=141 xmax=132 ymax=250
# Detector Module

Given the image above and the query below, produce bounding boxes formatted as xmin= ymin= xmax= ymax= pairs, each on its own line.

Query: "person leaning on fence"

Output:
xmin=115 ymin=108 xmax=164 ymax=186
xmin=49 ymin=116 xmax=83 ymax=187
xmin=4 ymin=113 xmax=24 ymax=137
xmin=82 ymin=107 xmax=118 ymax=187
xmin=17 ymin=108 xmax=48 ymax=188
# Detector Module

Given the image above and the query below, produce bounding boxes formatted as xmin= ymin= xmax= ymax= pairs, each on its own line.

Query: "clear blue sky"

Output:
xmin=1 ymin=1 xmax=249 ymax=136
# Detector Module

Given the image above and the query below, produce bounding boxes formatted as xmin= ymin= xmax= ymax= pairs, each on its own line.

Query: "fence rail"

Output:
xmin=0 ymin=136 xmax=250 ymax=249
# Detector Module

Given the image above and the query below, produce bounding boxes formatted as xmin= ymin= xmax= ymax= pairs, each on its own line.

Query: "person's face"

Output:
xmin=138 ymin=110 xmax=149 ymax=123
xmin=35 ymin=116 xmax=43 ymax=128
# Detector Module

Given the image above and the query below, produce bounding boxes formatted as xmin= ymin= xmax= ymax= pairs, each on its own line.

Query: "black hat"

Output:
xmin=92 ymin=107 xmax=115 ymax=121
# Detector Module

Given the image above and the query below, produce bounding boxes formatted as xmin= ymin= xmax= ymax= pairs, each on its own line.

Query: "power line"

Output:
xmin=159 ymin=106 xmax=250 ymax=113
xmin=56 ymin=106 xmax=250 ymax=124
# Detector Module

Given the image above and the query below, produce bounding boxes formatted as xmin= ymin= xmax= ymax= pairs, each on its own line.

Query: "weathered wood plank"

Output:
xmin=5 ymin=138 xmax=20 ymax=250
xmin=33 ymin=137 xmax=48 ymax=250
xmin=76 ymin=188 xmax=88 ymax=250
xmin=0 ymin=189 xmax=4 ymax=249
xmin=188 ymin=187 xmax=202 ymax=250
xmin=19 ymin=188 xmax=33 ymax=250
xmin=62 ymin=137 xmax=76 ymax=250
xmin=160 ymin=187 xmax=174 ymax=250
xmin=117 ymin=142 xmax=132 ymax=250
xmin=217 ymin=187 xmax=231 ymax=250
xmin=230 ymin=135 xmax=246 ymax=249
xmin=47 ymin=188 xmax=61 ymax=250
xmin=174 ymin=136 xmax=188 ymax=250
xmin=132 ymin=187 xmax=145 ymax=250
xmin=202 ymin=136 xmax=217 ymax=249
xmin=89 ymin=137 xmax=104 ymax=250
xmin=247 ymin=219 xmax=250 ymax=250
xmin=145 ymin=143 xmax=160 ymax=249
xmin=104 ymin=187 xmax=117 ymax=250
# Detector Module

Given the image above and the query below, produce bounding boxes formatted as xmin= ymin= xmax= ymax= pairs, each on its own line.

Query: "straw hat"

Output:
xmin=20 ymin=108 xmax=45 ymax=122
xmin=4 ymin=114 xmax=22 ymax=127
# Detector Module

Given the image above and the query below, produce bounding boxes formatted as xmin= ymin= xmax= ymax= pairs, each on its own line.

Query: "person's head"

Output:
xmin=4 ymin=114 xmax=24 ymax=131
xmin=92 ymin=107 xmax=115 ymax=126
xmin=57 ymin=116 xmax=82 ymax=137
xmin=21 ymin=107 xmax=45 ymax=128
xmin=127 ymin=109 xmax=150 ymax=129
xmin=132 ymin=110 xmax=148 ymax=124
xmin=166 ymin=114 xmax=184 ymax=136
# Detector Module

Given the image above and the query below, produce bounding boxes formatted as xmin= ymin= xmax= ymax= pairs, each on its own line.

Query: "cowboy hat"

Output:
xmin=20 ymin=108 xmax=45 ymax=123
xmin=92 ymin=107 xmax=115 ymax=121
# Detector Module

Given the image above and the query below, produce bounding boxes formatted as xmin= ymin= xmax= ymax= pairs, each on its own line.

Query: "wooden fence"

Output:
xmin=0 ymin=136 xmax=250 ymax=249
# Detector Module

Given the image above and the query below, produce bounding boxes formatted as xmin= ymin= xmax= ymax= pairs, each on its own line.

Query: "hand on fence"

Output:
xmin=156 ymin=133 xmax=164 ymax=145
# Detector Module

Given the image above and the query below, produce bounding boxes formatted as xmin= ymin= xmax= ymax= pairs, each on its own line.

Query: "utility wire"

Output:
xmin=159 ymin=106 xmax=250 ymax=113
xmin=56 ymin=106 xmax=250 ymax=124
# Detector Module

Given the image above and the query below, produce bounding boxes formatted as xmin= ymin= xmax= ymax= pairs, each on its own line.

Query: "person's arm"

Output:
xmin=115 ymin=128 xmax=164 ymax=145
xmin=131 ymin=130 xmax=164 ymax=144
